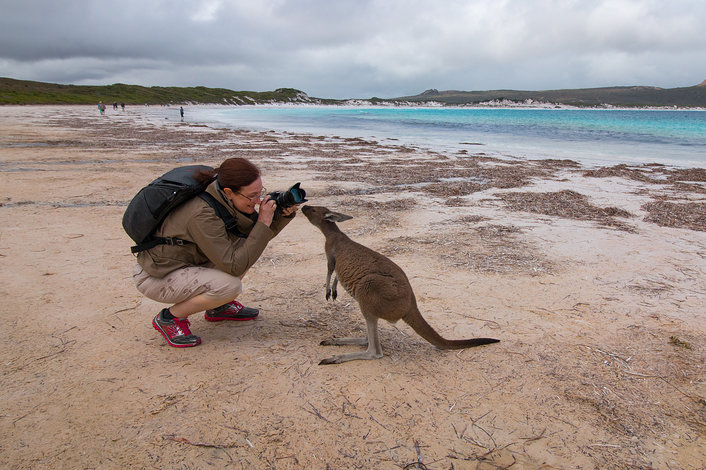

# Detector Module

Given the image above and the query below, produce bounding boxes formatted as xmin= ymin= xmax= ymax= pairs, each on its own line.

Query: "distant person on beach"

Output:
xmin=133 ymin=157 xmax=301 ymax=347
xmin=98 ymin=102 xmax=106 ymax=115
xmin=180 ymin=106 xmax=184 ymax=120
xmin=121 ymin=103 xmax=125 ymax=111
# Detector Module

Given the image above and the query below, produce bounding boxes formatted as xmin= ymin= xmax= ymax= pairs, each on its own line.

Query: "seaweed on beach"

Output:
xmin=311 ymin=153 xmax=573 ymax=199
xmin=667 ymin=168 xmax=706 ymax=194
xmin=432 ymin=214 xmax=491 ymax=225
xmin=496 ymin=190 xmax=635 ymax=231
xmin=532 ymin=158 xmax=583 ymax=170
xmin=666 ymin=167 xmax=706 ymax=183
xmin=425 ymin=181 xmax=486 ymax=197
xmin=583 ymin=164 xmax=660 ymax=183
xmin=584 ymin=164 xmax=706 ymax=194
xmin=346 ymin=198 xmax=417 ymax=212
xmin=642 ymin=200 xmax=706 ymax=231
xmin=413 ymin=161 xmax=564 ymax=199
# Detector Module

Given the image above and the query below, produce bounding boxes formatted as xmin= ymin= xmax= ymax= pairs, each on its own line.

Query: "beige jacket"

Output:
xmin=137 ymin=181 xmax=294 ymax=278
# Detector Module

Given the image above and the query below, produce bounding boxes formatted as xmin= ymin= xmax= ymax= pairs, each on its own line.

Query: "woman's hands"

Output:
xmin=281 ymin=204 xmax=301 ymax=217
xmin=257 ymin=197 xmax=277 ymax=226
xmin=258 ymin=198 xmax=301 ymax=227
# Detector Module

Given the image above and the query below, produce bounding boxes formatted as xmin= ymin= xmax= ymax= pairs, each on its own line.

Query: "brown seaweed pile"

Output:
xmin=496 ymin=190 xmax=635 ymax=231
xmin=584 ymin=164 xmax=706 ymax=194
xmin=642 ymin=200 xmax=706 ymax=231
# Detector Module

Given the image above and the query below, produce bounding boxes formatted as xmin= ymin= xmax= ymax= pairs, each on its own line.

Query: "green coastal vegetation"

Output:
xmin=1 ymin=76 xmax=705 ymax=107
xmin=0 ymin=77 xmax=338 ymax=106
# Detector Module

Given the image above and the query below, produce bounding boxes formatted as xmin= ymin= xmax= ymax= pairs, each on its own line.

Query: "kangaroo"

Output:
xmin=302 ymin=205 xmax=500 ymax=365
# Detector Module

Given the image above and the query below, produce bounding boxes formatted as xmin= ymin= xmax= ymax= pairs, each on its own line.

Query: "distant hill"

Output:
xmin=2 ymin=77 xmax=705 ymax=107
xmin=0 ymin=77 xmax=335 ymax=105
xmin=394 ymin=82 xmax=706 ymax=108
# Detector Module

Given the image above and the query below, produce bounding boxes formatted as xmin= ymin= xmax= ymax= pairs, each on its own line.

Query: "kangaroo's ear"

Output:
xmin=324 ymin=211 xmax=353 ymax=222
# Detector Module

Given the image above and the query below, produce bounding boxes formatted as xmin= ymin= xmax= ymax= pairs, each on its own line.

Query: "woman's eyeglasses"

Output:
xmin=236 ymin=188 xmax=268 ymax=202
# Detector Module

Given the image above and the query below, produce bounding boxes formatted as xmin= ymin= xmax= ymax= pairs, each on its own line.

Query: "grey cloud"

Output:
xmin=1 ymin=0 xmax=704 ymax=98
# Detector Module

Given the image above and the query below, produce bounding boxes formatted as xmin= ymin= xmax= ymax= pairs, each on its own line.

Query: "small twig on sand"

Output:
xmin=368 ymin=413 xmax=391 ymax=431
xmin=470 ymin=412 xmax=497 ymax=449
xmin=622 ymin=371 xmax=661 ymax=378
xmin=520 ymin=428 xmax=546 ymax=443
xmin=32 ymin=342 xmax=75 ymax=362
xmin=112 ymin=306 xmax=137 ymax=315
xmin=302 ymin=401 xmax=330 ymax=422
xmin=415 ymin=440 xmax=424 ymax=465
xmin=451 ymin=422 xmax=466 ymax=439
xmin=59 ymin=326 xmax=78 ymax=335
xmin=163 ymin=434 xmax=243 ymax=449
xmin=13 ymin=404 xmax=42 ymax=426
xmin=457 ymin=313 xmax=502 ymax=329
xmin=402 ymin=439 xmax=429 ymax=469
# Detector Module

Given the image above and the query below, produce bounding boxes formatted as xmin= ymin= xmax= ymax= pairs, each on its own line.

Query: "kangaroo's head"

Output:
xmin=302 ymin=205 xmax=353 ymax=229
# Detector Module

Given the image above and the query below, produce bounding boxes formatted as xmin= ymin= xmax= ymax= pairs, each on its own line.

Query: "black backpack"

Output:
xmin=122 ymin=165 xmax=245 ymax=254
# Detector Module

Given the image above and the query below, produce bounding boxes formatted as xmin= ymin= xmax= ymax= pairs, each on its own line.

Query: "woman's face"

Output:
xmin=226 ymin=177 xmax=264 ymax=214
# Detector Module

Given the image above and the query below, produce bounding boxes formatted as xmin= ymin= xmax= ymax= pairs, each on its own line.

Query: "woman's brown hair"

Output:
xmin=196 ymin=158 xmax=260 ymax=191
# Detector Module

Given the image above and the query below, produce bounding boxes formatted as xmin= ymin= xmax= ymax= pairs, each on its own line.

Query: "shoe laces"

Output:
xmin=172 ymin=317 xmax=192 ymax=336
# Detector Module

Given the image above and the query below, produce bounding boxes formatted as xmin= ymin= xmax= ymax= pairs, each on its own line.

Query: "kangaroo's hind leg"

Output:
xmin=320 ymin=337 xmax=367 ymax=346
xmin=319 ymin=316 xmax=383 ymax=365
xmin=325 ymin=257 xmax=338 ymax=300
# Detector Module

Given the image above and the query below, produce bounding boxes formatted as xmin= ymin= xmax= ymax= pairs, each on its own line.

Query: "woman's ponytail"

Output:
xmin=194 ymin=167 xmax=218 ymax=186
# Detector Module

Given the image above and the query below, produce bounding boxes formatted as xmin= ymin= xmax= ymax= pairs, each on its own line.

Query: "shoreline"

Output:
xmin=1 ymin=105 xmax=704 ymax=469
xmin=149 ymin=104 xmax=706 ymax=170
xmin=5 ymin=103 xmax=706 ymax=171
xmin=6 ymin=101 xmax=705 ymax=111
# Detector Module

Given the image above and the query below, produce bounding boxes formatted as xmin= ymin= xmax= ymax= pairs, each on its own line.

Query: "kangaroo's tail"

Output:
xmin=403 ymin=306 xmax=499 ymax=350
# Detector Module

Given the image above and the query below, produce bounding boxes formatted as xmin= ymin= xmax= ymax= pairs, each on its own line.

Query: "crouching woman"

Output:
xmin=133 ymin=157 xmax=299 ymax=347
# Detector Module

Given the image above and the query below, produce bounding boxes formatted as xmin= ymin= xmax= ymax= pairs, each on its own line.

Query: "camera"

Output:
xmin=268 ymin=182 xmax=308 ymax=211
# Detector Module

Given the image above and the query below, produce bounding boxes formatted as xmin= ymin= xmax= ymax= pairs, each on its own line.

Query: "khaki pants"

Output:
xmin=133 ymin=264 xmax=242 ymax=305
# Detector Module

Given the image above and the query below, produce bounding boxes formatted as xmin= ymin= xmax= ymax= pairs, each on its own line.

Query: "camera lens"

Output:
xmin=269 ymin=183 xmax=307 ymax=210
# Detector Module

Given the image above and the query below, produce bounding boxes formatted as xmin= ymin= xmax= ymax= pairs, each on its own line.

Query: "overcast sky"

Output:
xmin=1 ymin=0 xmax=705 ymax=99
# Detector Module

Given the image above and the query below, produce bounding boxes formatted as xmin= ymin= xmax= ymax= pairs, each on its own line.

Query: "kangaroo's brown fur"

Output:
xmin=302 ymin=205 xmax=500 ymax=365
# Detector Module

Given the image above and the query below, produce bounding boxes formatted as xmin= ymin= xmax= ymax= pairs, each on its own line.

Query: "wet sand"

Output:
xmin=1 ymin=105 xmax=704 ymax=469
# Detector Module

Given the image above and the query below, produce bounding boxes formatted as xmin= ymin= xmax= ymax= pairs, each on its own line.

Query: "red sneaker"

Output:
xmin=205 ymin=300 xmax=259 ymax=322
xmin=152 ymin=309 xmax=201 ymax=347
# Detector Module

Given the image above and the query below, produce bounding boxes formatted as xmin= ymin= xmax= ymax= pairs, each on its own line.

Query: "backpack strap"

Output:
xmin=198 ymin=192 xmax=248 ymax=239
xmin=130 ymin=236 xmax=192 ymax=254
xmin=130 ymin=192 xmax=248 ymax=254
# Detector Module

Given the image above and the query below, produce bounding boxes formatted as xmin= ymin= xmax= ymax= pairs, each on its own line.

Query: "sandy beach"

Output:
xmin=1 ymin=105 xmax=704 ymax=469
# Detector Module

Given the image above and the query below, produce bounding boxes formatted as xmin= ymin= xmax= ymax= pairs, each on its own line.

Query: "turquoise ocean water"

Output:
xmin=182 ymin=106 xmax=705 ymax=168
